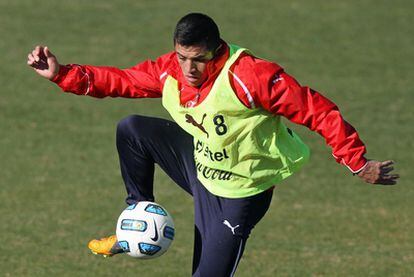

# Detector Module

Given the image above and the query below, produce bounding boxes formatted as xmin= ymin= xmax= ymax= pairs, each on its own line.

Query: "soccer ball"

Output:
xmin=116 ymin=201 xmax=175 ymax=259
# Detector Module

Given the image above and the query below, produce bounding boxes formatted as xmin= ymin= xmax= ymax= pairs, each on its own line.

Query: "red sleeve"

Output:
xmin=51 ymin=52 xmax=176 ymax=98
xmin=269 ymin=72 xmax=367 ymax=172
xmin=233 ymin=56 xmax=367 ymax=173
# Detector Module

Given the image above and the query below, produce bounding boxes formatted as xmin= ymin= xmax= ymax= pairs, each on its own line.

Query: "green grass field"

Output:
xmin=1 ymin=0 xmax=413 ymax=276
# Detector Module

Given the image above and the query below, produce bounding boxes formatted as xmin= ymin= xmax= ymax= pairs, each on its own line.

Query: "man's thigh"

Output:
xmin=117 ymin=115 xmax=197 ymax=198
xmin=192 ymin=184 xmax=273 ymax=276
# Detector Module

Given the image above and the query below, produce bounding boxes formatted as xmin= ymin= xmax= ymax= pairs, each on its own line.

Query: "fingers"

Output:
xmin=32 ymin=45 xmax=43 ymax=62
xmin=379 ymin=168 xmax=400 ymax=184
xmin=27 ymin=45 xmax=54 ymax=68
xmin=27 ymin=51 xmax=45 ymax=68
xmin=380 ymin=160 xmax=394 ymax=168
xmin=360 ymin=159 xmax=399 ymax=185
xmin=27 ymin=52 xmax=45 ymax=68
xmin=376 ymin=179 xmax=395 ymax=185
xmin=27 ymin=45 xmax=42 ymax=67
xmin=27 ymin=53 xmax=36 ymax=65
xmin=381 ymin=166 xmax=394 ymax=174
xmin=44 ymin=46 xmax=54 ymax=58
xmin=28 ymin=45 xmax=51 ymax=64
xmin=374 ymin=174 xmax=399 ymax=185
xmin=379 ymin=160 xmax=397 ymax=177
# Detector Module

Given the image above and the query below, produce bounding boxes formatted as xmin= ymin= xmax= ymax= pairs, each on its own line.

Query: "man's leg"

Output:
xmin=89 ymin=114 xmax=196 ymax=257
xmin=192 ymin=184 xmax=273 ymax=277
xmin=116 ymin=114 xmax=196 ymax=202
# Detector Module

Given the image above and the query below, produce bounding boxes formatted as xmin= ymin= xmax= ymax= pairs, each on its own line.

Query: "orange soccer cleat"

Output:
xmin=88 ymin=235 xmax=125 ymax=258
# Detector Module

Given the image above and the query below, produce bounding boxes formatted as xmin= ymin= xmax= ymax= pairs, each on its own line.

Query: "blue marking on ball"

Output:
xmin=163 ymin=226 xmax=175 ymax=240
xmin=118 ymin=241 xmax=130 ymax=252
xmin=120 ymin=219 xmax=147 ymax=232
xmin=138 ymin=243 xmax=161 ymax=255
xmin=125 ymin=204 xmax=137 ymax=210
xmin=144 ymin=204 xmax=167 ymax=216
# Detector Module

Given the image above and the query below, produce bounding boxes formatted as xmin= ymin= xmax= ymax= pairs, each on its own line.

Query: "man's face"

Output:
xmin=175 ymin=43 xmax=214 ymax=87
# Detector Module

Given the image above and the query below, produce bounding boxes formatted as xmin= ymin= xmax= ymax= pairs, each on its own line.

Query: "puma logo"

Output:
xmin=223 ymin=220 xmax=240 ymax=235
xmin=185 ymin=114 xmax=209 ymax=138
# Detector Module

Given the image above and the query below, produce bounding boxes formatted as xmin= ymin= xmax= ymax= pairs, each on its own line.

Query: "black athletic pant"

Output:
xmin=116 ymin=115 xmax=273 ymax=277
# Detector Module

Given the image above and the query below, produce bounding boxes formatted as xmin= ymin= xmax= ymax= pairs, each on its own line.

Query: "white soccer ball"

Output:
xmin=116 ymin=201 xmax=175 ymax=259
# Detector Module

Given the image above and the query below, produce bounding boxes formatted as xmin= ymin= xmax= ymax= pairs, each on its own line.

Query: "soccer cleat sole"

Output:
xmin=90 ymin=250 xmax=113 ymax=258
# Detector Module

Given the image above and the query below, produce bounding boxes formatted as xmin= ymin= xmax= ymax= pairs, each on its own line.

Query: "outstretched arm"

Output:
xmin=27 ymin=45 xmax=164 ymax=98
xmin=269 ymin=74 xmax=399 ymax=185
xmin=241 ymin=60 xmax=399 ymax=185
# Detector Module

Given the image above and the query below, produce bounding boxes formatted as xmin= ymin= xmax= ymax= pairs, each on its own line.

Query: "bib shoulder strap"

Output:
xmin=228 ymin=44 xmax=243 ymax=56
xmin=223 ymin=44 xmax=250 ymax=72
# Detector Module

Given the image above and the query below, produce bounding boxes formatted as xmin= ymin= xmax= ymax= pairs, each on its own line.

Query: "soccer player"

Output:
xmin=28 ymin=13 xmax=398 ymax=276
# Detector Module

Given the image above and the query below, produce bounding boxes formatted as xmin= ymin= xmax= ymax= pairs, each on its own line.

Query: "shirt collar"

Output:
xmin=203 ymin=41 xmax=229 ymax=86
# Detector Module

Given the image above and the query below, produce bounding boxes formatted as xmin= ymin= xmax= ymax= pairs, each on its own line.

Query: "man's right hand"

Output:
xmin=27 ymin=45 xmax=60 ymax=80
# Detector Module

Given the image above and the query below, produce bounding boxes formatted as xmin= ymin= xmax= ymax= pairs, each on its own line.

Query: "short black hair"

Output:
xmin=173 ymin=13 xmax=221 ymax=52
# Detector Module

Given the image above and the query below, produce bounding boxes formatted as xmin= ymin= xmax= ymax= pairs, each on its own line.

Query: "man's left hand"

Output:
xmin=357 ymin=160 xmax=399 ymax=185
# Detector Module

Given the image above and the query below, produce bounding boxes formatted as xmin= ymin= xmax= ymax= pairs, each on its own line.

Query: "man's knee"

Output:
xmin=116 ymin=115 xmax=149 ymax=141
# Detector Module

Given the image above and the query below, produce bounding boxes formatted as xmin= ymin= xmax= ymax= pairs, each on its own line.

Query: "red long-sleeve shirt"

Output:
xmin=52 ymin=42 xmax=367 ymax=173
